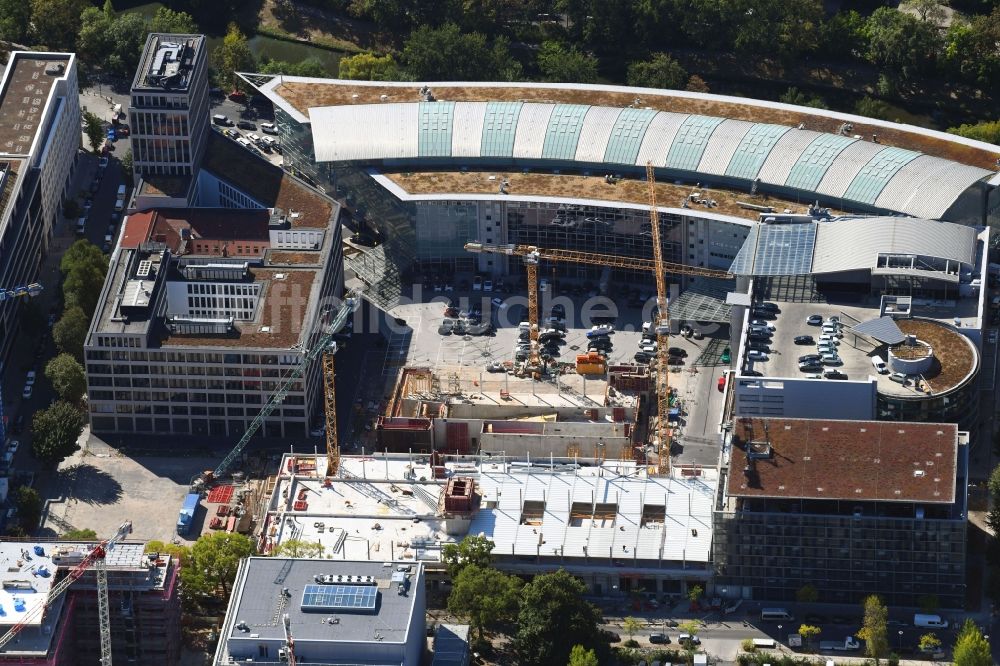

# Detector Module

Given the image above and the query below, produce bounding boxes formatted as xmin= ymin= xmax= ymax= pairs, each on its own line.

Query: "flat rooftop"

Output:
xmin=139 ymin=175 xmax=192 ymax=198
xmin=266 ymin=79 xmax=1000 ymax=171
xmin=728 ymin=418 xmax=959 ymax=503
xmin=381 ymin=170 xmax=842 ymax=222
xmin=132 ymin=34 xmax=203 ymax=92
xmin=263 ymin=456 xmax=458 ymax=562
xmin=743 ymin=299 xmax=980 ymax=397
xmin=0 ymin=540 xmax=165 ymax=657
xmin=0 ymin=54 xmax=70 ymax=156
xmin=224 ymin=558 xmax=420 ymax=645
xmin=202 ymin=131 xmax=333 ymax=229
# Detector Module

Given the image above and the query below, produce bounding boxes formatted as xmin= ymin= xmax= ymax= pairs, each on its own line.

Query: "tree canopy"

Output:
xmin=14 ymin=486 xmax=42 ymax=532
xmin=82 ymin=111 xmax=104 ymax=154
xmin=29 ymin=0 xmax=88 ymax=50
xmin=0 ymin=0 xmax=32 ymax=43
xmin=447 ymin=565 xmax=522 ymax=640
xmin=512 ymin=569 xmax=607 ymax=666
xmin=953 ymin=619 xmax=992 ymax=666
xmin=182 ymin=532 xmax=254 ymax=598
xmin=60 ymin=240 xmax=108 ymax=318
xmin=856 ymin=595 xmax=889 ymax=663
xmin=53 ymin=306 xmax=90 ymax=362
xmin=567 ymin=645 xmax=599 ymax=666
xmin=259 ymin=58 xmax=329 ymax=78
xmin=272 ymin=539 xmax=325 ymax=557
xmin=214 ymin=23 xmax=256 ymax=91
xmin=45 ymin=353 xmax=87 ymax=404
xmin=61 ymin=528 xmax=98 ymax=540
xmin=401 ymin=23 xmax=521 ymax=81
xmin=31 ymin=401 xmax=84 ymax=467
xmin=627 ymin=53 xmax=688 ymax=90
xmin=339 ymin=52 xmax=399 ymax=81
xmin=441 ymin=534 xmax=494 ymax=578
xmin=537 ymin=41 xmax=598 ymax=83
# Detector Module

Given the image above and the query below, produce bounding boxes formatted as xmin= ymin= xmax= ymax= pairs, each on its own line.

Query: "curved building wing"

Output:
xmin=307 ymin=102 xmax=992 ymax=220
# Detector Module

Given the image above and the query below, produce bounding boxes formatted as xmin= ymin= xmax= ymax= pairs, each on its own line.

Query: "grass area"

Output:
xmin=257 ymin=0 xmax=376 ymax=55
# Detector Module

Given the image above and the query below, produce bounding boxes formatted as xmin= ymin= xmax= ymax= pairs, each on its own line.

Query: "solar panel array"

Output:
xmin=301 ymin=584 xmax=378 ymax=612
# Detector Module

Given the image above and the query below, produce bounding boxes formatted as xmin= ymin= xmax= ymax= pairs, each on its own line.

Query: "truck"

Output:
xmin=819 ymin=637 xmax=860 ymax=652
xmin=177 ymin=492 xmax=200 ymax=535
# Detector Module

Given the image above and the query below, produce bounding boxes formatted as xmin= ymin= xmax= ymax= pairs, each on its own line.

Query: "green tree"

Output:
xmin=181 ymin=532 xmax=254 ymax=598
xmin=144 ymin=539 xmax=191 ymax=564
xmin=513 ymin=569 xmax=607 ymax=666
xmin=854 ymin=96 xmax=892 ymax=121
xmin=779 ymin=87 xmax=828 ymax=109
xmin=150 ymin=7 xmax=199 ymax=33
xmin=798 ymin=624 xmax=821 ymax=646
xmin=855 ymin=595 xmax=889 ymax=664
xmin=61 ymin=240 xmax=106 ymax=275
xmin=213 ymin=23 xmax=256 ymax=92
xmin=687 ymin=584 xmax=703 ymax=604
xmin=953 ymin=619 xmax=991 ymax=666
xmin=31 ymin=401 xmax=84 ymax=466
xmin=272 ymin=539 xmax=325 ymax=557
xmin=401 ymin=23 xmax=521 ymax=81
xmin=901 ymin=0 xmax=947 ymax=25
xmin=678 ymin=619 xmax=702 ymax=637
xmin=0 ymin=0 xmax=32 ymax=43
xmin=567 ymin=644 xmax=599 ymax=666
xmin=15 ymin=486 xmax=42 ymax=532
xmin=862 ymin=7 xmax=942 ymax=79
xmin=622 ymin=616 xmax=642 ymax=641
xmin=447 ymin=565 xmax=522 ymax=641
xmin=537 ymin=41 xmax=598 ymax=83
xmin=338 ymin=52 xmax=399 ymax=81
xmin=29 ymin=0 xmax=88 ymax=50
xmin=795 ymin=583 xmax=819 ymax=603
xmin=952 ymin=120 xmax=1000 ymax=147
xmin=53 ymin=306 xmax=90 ymax=361
xmin=45 ymin=353 xmax=87 ymax=403
xmin=63 ymin=261 xmax=106 ymax=317
xmin=626 ymin=53 xmax=687 ymax=90
xmin=83 ymin=111 xmax=105 ymax=154
xmin=918 ymin=632 xmax=942 ymax=652
xmin=441 ymin=534 xmax=494 ymax=577
xmin=103 ymin=12 xmax=150 ymax=75
xmin=259 ymin=58 xmax=328 ymax=78
xmin=61 ymin=528 xmax=98 ymax=540
xmin=818 ymin=9 xmax=866 ymax=60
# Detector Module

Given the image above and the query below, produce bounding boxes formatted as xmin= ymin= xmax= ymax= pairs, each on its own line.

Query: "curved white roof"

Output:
xmin=307 ymin=101 xmax=992 ymax=219
xmin=731 ymin=217 xmax=978 ymax=276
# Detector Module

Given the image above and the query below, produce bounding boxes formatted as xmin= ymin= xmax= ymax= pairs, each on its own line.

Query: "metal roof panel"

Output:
xmin=512 ymin=103 xmax=554 ymax=159
xmin=756 ymin=128 xmax=822 ymax=186
xmin=575 ymin=106 xmax=623 ymax=163
xmin=450 ymin=102 xmax=488 ymax=158
xmin=724 ymin=123 xmax=791 ymax=180
xmin=842 ymin=146 xmax=921 ymax=204
xmin=814 ymin=139 xmax=887 ymax=198
xmin=541 ymin=104 xmax=589 ymax=160
xmin=785 ymin=134 xmax=857 ymax=191
xmin=665 ymin=115 xmax=726 ymax=171
xmin=634 ymin=111 xmax=689 ymax=167
xmin=480 ymin=101 xmax=523 ymax=158
xmin=697 ymin=119 xmax=754 ymax=175
xmin=417 ymin=101 xmax=455 ymax=158
xmin=603 ymin=107 xmax=657 ymax=165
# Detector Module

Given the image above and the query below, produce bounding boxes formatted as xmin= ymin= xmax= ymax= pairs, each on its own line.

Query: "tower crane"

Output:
xmin=0 ymin=520 xmax=133 ymax=665
xmin=282 ymin=613 xmax=297 ymax=666
xmin=0 ymin=282 xmax=43 ymax=445
xmin=645 ymin=161 xmax=673 ymax=475
xmin=194 ymin=289 xmax=361 ymax=489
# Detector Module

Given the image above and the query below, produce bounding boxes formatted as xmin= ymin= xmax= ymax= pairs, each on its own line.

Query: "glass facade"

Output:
xmin=713 ymin=488 xmax=968 ymax=609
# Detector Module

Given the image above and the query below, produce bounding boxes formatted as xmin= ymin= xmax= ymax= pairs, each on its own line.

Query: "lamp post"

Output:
xmin=898 ymin=630 xmax=903 ymax=650
xmin=778 ymin=624 xmax=783 ymax=643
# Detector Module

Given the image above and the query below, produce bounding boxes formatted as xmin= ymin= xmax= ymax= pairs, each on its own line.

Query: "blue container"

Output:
xmin=13 ymin=598 xmax=25 ymax=612
xmin=33 ymin=545 xmax=44 ymax=557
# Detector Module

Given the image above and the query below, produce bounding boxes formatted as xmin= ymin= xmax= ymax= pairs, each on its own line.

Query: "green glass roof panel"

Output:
xmin=603 ymin=107 xmax=657 ymax=165
xmin=842 ymin=146 xmax=921 ymax=204
xmin=725 ymin=123 xmax=791 ymax=180
xmin=665 ymin=115 xmax=725 ymax=171
xmin=785 ymin=134 xmax=856 ymax=191
xmin=541 ymin=104 xmax=589 ymax=160
xmin=417 ymin=101 xmax=456 ymax=158
xmin=480 ymin=101 xmax=522 ymax=158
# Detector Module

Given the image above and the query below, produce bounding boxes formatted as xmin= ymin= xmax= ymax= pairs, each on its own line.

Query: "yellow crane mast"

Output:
xmin=645 ymin=162 xmax=672 ymax=475
xmin=323 ymin=344 xmax=340 ymax=477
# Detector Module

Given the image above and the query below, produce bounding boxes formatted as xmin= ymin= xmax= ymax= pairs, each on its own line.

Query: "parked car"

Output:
xmin=237 ymin=120 xmax=257 ymax=130
xmin=750 ymin=320 xmax=776 ymax=330
xmin=21 ymin=384 xmax=32 ymax=399
xmin=806 ymin=314 xmax=823 ymax=325
xmin=667 ymin=347 xmax=687 ymax=357
xmin=98 ymin=156 xmax=109 ymax=168
xmin=746 ymin=350 xmax=768 ymax=361
xmin=486 ymin=361 xmax=505 ymax=373
xmin=483 ymin=279 xmax=493 ymax=292
xmin=799 ymin=354 xmax=821 ymax=363
xmin=678 ymin=633 xmax=701 ymax=646
xmin=821 ymin=354 xmax=843 ymax=365
xmin=799 ymin=363 xmax=822 ymax=372
xmin=721 ymin=347 xmax=731 ymax=363
xmin=649 ymin=633 xmax=670 ymax=644
xmin=472 ymin=276 xmax=483 ymax=291
xmin=590 ymin=324 xmax=614 ymax=336
xmin=794 ymin=335 xmax=814 ymax=344
xmin=260 ymin=121 xmax=278 ymax=134
xmin=824 ymin=370 xmax=848 ymax=380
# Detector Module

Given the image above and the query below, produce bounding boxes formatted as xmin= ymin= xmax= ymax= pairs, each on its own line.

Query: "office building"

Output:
xmin=713 ymin=417 xmax=968 ymax=608
xmin=0 ymin=539 xmax=180 ymax=665
xmin=129 ymin=34 xmax=209 ymax=200
xmin=0 ymin=52 xmax=80 ymax=363
xmin=213 ymin=558 xmax=425 ymax=666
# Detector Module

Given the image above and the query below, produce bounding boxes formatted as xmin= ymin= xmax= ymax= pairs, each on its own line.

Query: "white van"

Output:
xmin=913 ymin=614 xmax=948 ymax=628
xmin=871 ymin=355 xmax=888 ymax=374
xmin=752 ymin=638 xmax=776 ymax=648
xmin=761 ymin=608 xmax=794 ymax=621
